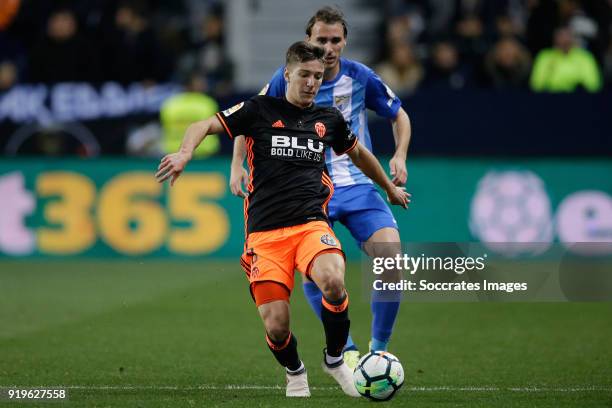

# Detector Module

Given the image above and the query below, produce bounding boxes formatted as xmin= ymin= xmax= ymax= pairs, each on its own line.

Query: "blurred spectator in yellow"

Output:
xmin=376 ymin=41 xmax=423 ymax=95
xmin=160 ymin=72 xmax=219 ymax=157
xmin=126 ymin=72 xmax=219 ymax=157
xmin=484 ymin=37 xmax=531 ymax=89
xmin=527 ymin=0 xmax=611 ymax=66
xmin=530 ymin=26 xmax=602 ymax=92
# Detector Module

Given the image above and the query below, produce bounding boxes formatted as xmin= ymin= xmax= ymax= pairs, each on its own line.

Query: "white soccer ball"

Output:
xmin=353 ymin=351 xmax=404 ymax=401
xmin=469 ymin=170 xmax=553 ymax=256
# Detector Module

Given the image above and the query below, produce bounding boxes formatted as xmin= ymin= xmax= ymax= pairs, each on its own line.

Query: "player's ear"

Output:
xmin=283 ymin=67 xmax=289 ymax=82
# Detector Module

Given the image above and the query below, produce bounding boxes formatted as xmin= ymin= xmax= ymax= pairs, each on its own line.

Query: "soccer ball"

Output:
xmin=353 ymin=351 xmax=404 ymax=401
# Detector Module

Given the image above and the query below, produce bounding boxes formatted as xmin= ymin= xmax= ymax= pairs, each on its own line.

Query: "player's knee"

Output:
xmin=317 ymin=268 xmax=345 ymax=301
xmin=260 ymin=304 xmax=290 ymax=342
xmin=323 ymin=281 xmax=345 ymax=301
xmin=364 ymin=228 xmax=401 ymax=258
xmin=311 ymin=252 xmax=346 ymax=301
xmin=379 ymin=242 xmax=402 ymax=257
xmin=267 ymin=327 xmax=290 ymax=343
xmin=265 ymin=318 xmax=290 ymax=343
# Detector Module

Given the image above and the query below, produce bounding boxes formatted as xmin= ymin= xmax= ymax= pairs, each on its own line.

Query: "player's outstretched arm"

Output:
xmin=155 ymin=116 xmax=224 ymax=186
xmin=389 ymin=107 xmax=411 ymax=186
xmin=347 ymin=142 xmax=411 ymax=209
xmin=230 ymin=135 xmax=249 ymax=198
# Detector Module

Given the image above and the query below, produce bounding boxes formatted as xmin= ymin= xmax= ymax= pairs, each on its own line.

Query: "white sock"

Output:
xmin=286 ymin=361 xmax=304 ymax=375
xmin=325 ymin=352 xmax=343 ymax=366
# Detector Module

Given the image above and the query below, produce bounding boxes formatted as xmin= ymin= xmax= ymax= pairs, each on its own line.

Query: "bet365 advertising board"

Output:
xmin=1 ymin=158 xmax=610 ymax=259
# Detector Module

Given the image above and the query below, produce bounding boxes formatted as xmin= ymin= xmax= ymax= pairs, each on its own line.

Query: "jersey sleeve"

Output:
xmin=263 ymin=67 xmax=287 ymax=97
xmin=364 ymin=67 xmax=402 ymax=119
xmin=330 ymin=109 xmax=358 ymax=155
xmin=215 ymin=98 xmax=259 ymax=139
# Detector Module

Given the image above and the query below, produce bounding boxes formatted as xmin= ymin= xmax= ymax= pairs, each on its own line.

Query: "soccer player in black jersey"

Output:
xmin=156 ymin=41 xmax=410 ymax=398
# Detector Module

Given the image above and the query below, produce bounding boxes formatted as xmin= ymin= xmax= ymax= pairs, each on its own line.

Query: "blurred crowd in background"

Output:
xmin=0 ymin=0 xmax=610 ymax=158
xmin=379 ymin=0 xmax=611 ymax=94
xmin=0 ymin=0 xmax=232 ymax=95
xmin=1 ymin=0 xmax=612 ymax=98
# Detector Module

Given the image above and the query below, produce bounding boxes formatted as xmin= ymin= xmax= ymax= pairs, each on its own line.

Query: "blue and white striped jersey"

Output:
xmin=265 ymin=58 xmax=402 ymax=187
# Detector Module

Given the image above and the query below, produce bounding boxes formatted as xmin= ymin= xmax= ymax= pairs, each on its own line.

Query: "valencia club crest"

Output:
xmin=315 ymin=122 xmax=326 ymax=138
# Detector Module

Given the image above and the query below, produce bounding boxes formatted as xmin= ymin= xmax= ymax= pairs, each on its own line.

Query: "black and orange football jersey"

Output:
xmin=216 ymin=96 xmax=357 ymax=234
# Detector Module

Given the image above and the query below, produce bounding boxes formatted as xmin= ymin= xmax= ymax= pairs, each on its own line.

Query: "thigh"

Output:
xmin=308 ymin=251 xmax=346 ymax=300
xmin=362 ymin=227 xmax=402 ymax=258
xmin=295 ymin=221 xmax=344 ymax=278
xmin=242 ymin=229 xmax=297 ymax=294
xmin=257 ymin=298 xmax=290 ymax=326
xmin=257 ymin=298 xmax=291 ymax=343
xmin=252 ymin=281 xmax=291 ymax=307
xmin=339 ymin=184 xmax=399 ymax=247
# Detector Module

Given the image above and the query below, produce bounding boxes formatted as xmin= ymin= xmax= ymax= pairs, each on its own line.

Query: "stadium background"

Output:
xmin=1 ymin=0 xmax=611 ymax=406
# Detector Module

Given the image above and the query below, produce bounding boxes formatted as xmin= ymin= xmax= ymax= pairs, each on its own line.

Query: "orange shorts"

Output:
xmin=240 ymin=221 xmax=344 ymax=303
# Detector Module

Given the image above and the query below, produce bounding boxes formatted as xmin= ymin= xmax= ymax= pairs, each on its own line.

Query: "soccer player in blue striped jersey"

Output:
xmin=230 ymin=7 xmax=412 ymax=365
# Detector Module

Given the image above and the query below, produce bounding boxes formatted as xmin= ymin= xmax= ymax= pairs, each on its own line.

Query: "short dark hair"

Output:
xmin=286 ymin=41 xmax=325 ymax=66
xmin=305 ymin=6 xmax=348 ymax=38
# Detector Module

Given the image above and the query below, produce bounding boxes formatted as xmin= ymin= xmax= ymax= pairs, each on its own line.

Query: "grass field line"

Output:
xmin=5 ymin=385 xmax=611 ymax=393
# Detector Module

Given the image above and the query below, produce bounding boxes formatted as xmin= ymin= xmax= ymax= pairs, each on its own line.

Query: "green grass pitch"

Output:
xmin=1 ymin=260 xmax=611 ymax=407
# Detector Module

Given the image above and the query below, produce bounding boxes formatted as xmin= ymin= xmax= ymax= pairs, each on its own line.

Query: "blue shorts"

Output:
xmin=328 ymin=183 xmax=398 ymax=248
